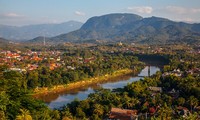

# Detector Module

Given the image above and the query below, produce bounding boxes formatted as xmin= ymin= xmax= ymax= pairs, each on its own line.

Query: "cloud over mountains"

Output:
xmin=127 ymin=6 xmax=153 ymax=14
xmin=75 ymin=11 xmax=86 ymax=16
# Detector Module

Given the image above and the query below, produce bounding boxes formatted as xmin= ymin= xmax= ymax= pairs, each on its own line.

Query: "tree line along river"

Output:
xmin=37 ymin=66 xmax=160 ymax=109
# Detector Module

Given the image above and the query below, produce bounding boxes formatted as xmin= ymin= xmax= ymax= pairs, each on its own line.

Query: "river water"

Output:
xmin=43 ymin=66 xmax=160 ymax=109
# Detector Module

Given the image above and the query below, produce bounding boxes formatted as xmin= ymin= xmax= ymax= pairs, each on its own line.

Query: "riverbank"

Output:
xmin=33 ymin=68 xmax=138 ymax=98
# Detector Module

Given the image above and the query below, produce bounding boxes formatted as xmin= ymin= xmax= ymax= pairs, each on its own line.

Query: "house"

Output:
xmin=149 ymin=107 xmax=156 ymax=115
xmin=148 ymin=87 xmax=162 ymax=93
xmin=49 ymin=63 xmax=56 ymax=70
xmin=28 ymin=64 xmax=38 ymax=71
xmin=194 ymin=106 xmax=200 ymax=112
xmin=172 ymin=69 xmax=182 ymax=77
xmin=118 ymin=41 xmax=123 ymax=46
xmin=176 ymin=106 xmax=190 ymax=118
xmin=168 ymin=88 xmax=179 ymax=98
xmin=10 ymin=68 xmax=21 ymax=71
xmin=84 ymin=57 xmax=95 ymax=63
xmin=6 ymin=53 xmax=20 ymax=59
xmin=108 ymin=108 xmax=138 ymax=120
xmin=67 ymin=66 xmax=76 ymax=70
xmin=10 ymin=68 xmax=26 ymax=72
xmin=31 ymin=56 xmax=42 ymax=61
xmin=56 ymin=56 xmax=61 ymax=61
xmin=162 ymin=69 xmax=183 ymax=77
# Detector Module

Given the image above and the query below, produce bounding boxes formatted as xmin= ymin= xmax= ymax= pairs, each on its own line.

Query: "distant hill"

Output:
xmin=0 ymin=21 xmax=83 ymax=41
xmin=0 ymin=37 xmax=9 ymax=44
xmin=44 ymin=13 xmax=200 ymax=44
xmin=0 ymin=37 xmax=12 ymax=48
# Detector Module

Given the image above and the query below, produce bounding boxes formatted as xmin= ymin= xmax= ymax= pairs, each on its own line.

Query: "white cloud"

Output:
xmin=174 ymin=17 xmax=197 ymax=23
xmin=75 ymin=11 xmax=85 ymax=16
xmin=152 ymin=6 xmax=200 ymax=23
xmin=165 ymin=6 xmax=200 ymax=14
xmin=0 ymin=13 xmax=25 ymax=19
xmin=6 ymin=13 xmax=20 ymax=17
xmin=2 ymin=13 xmax=24 ymax=18
xmin=183 ymin=18 xmax=195 ymax=23
xmin=127 ymin=6 xmax=153 ymax=14
xmin=166 ymin=6 xmax=187 ymax=14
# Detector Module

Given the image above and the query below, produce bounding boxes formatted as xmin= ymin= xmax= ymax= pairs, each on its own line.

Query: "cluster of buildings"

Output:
xmin=0 ymin=49 xmax=99 ymax=72
xmin=162 ymin=68 xmax=200 ymax=77
xmin=0 ymin=50 xmax=64 ymax=72
xmin=108 ymin=86 xmax=199 ymax=120
xmin=108 ymin=105 xmax=200 ymax=120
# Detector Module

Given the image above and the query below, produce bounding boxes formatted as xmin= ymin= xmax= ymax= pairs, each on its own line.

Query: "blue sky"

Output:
xmin=0 ymin=0 xmax=200 ymax=26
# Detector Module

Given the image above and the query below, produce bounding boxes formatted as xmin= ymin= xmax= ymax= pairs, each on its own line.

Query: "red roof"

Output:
xmin=149 ymin=107 xmax=156 ymax=115
xmin=177 ymin=106 xmax=189 ymax=111
xmin=109 ymin=108 xmax=137 ymax=120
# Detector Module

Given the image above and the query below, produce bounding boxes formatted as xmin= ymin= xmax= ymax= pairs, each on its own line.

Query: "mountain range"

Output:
xmin=45 ymin=13 xmax=199 ymax=44
xmin=1 ymin=13 xmax=200 ymax=44
xmin=0 ymin=21 xmax=83 ymax=41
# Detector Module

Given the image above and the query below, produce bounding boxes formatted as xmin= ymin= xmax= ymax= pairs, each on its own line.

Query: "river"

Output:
xmin=41 ymin=66 xmax=160 ymax=109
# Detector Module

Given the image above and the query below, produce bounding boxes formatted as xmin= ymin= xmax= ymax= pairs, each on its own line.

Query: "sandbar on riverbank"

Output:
xmin=33 ymin=68 xmax=138 ymax=98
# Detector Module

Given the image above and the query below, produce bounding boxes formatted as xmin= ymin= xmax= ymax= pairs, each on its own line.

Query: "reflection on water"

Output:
xmin=48 ymin=88 xmax=95 ymax=109
xmin=37 ymin=66 xmax=160 ymax=109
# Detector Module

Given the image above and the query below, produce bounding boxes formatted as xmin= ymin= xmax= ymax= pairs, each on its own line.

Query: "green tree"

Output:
xmin=50 ymin=110 xmax=60 ymax=120
xmin=92 ymin=104 xmax=104 ymax=118
xmin=39 ymin=109 xmax=51 ymax=120
xmin=15 ymin=109 xmax=32 ymax=120
xmin=177 ymin=97 xmax=185 ymax=106
xmin=26 ymin=71 xmax=39 ymax=89
xmin=0 ymin=111 xmax=6 ymax=120
xmin=0 ymin=91 xmax=9 ymax=116
xmin=188 ymin=96 xmax=199 ymax=112
xmin=61 ymin=108 xmax=73 ymax=120
xmin=157 ymin=103 xmax=172 ymax=120
xmin=75 ymin=107 xmax=85 ymax=118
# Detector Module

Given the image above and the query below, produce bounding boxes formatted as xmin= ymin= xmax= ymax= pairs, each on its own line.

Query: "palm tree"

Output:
xmin=188 ymin=96 xmax=199 ymax=112
xmin=93 ymin=104 xmax=104 ymax=117
xmin=61 ymin=108 xmax=73 ymax=120
xmin=0 ymin=111 xmax=6 ymax=120
xmin=177 ymin=97 xmax=185 ymax=106
xmin=157 ymin=103 xmax=172 ymax=120
xmin=127 ymin=98 xmax=139 ymax=109
xmin=16 ymin=109 xmax=32 ymax=120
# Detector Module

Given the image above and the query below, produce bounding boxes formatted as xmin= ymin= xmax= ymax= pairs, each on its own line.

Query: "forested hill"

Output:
xmin=43 ymin=13 xmax=200 ymax=44
xmin=0 ymin=37 xmax=11 ymax=47
xmin=0 ymin=37 xmax=9 ymax=43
